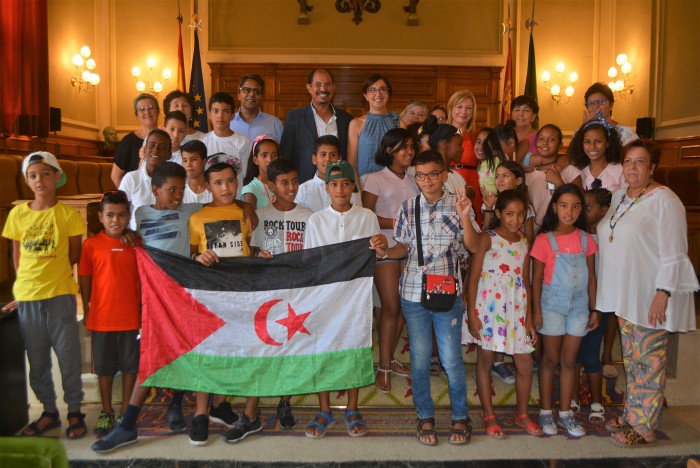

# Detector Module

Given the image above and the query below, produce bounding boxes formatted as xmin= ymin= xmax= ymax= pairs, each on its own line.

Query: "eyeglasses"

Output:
xmin=312 ymin=82 xmax=334 ymax=89
xmin=414 ymin=170 xmax=444 ymax=181
xmin=239 ymin=87 xmax=262 ymax=96
xmin=586 ymin=98 xmax=608 ymax=108
xmin=137 ymin=104 xmax=155 ymax=112
xmin=367 ymin=86 xmax=389 ymax=95
xmin=436 ymin=116 xmax=447 ymax=123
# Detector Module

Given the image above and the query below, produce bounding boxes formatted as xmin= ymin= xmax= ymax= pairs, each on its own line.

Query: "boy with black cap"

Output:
xmin=2 ymin=151 xmax=87 ymax=439
xmin=303 ymin=160 xmax=387 ymax=438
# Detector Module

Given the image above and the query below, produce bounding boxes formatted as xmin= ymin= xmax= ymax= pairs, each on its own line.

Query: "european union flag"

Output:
xmin=189 ymin=30 xmax=207 ymax=133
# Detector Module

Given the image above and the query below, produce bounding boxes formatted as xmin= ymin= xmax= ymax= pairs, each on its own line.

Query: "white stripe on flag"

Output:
xmin=186 ymin=276 xmax=373 ymax=358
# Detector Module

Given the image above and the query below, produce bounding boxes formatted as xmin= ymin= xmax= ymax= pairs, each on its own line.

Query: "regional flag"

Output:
xmin=188 ymin=30 xmax=207 ymax=132
xmin=135 ymin=238 xmax=375 ymax=397
xmin=501 ymin=36 xmax=514 ymax=124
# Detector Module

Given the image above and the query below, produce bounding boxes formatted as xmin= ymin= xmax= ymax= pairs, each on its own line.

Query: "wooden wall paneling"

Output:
xmin=656 ymin=136 xmax=700 ymax=166
xmin=209 ymin=63 xmax=504 ymax=128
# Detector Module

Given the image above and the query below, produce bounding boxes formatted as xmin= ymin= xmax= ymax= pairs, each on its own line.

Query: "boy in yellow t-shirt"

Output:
xmin=188 ymin=153 xmax=256 ymax=446
xmin=1 ymin=152 xmax=87 ymax=439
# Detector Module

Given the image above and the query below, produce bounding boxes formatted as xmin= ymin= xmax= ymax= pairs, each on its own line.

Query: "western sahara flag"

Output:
xmin=135 ymin=238 xmax=375 ymax=397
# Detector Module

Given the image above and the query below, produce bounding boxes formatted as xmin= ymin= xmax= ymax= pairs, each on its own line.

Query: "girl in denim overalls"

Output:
xmin=531 ymin=184 xmax=600 ymax=437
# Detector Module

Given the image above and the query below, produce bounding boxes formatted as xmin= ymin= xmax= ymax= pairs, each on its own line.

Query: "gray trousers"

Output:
xmin=18 ymin=295 xmax=84 ymax=413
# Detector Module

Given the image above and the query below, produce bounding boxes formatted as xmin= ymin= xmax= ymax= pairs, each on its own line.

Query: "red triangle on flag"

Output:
xmin=135 ymin=248 xmax=225 ymax=385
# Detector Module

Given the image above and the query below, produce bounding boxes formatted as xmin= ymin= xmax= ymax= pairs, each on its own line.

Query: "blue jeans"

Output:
xmin=401 ymin=298 xmax=468 ymax=421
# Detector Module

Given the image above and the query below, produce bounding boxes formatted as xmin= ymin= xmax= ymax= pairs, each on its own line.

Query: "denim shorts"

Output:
xmin=539 ymin=309 xmax=589 ymax=336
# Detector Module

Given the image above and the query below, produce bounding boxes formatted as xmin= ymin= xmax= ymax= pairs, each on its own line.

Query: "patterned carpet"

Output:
xmin=133 ymin=404 xmax=669 ymax=441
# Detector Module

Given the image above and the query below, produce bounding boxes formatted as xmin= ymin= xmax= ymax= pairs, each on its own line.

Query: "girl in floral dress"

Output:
xmin=465 ymin=190 xmax=542 ymax=438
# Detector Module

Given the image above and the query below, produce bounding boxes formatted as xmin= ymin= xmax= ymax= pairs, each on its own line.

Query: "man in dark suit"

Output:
xmin=280 ymin=69 xmax=353 ymax=183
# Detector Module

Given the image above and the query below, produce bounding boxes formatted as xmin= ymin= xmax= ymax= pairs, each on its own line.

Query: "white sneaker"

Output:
xmin=538 ymin=412 xmax=558 ymax=436
xmin=557 ymin=410 xmax=586 ymax=437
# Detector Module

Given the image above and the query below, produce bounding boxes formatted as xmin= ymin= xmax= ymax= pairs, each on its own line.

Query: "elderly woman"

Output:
xmin=110 ymin=93 xmax=160 ymax=187
xmin=596 ymin=139 xmax=697 ymax=447
xmin=399 ymin=100 xmax=428 ymax=127
xmin=510 ymin=94 xmax=539 ymax=160
xmin=581 ymin=83 xmax=639 ymax=145
xmin=348 ymin=74 xmax=400 ymax=187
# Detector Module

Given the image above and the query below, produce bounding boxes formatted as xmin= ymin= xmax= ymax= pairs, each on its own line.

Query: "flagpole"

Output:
xmin=501 ymin=4 xmax=514 ymax=124
xmin=523 ymin=0 xmax=538 ymax=107
xmin=176 ymin=0 xmax=187 ymax=92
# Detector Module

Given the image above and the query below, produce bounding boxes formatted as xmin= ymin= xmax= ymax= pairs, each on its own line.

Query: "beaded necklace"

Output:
xmin=608 ymin=181 xmax=652 ymax=243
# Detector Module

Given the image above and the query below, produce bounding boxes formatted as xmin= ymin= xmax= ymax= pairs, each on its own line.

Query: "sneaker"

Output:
xmin=224 ymin=413 xmax=263 ymax=443
xmin=492 ymin=363 xmax=516 ymax=385
xmin=167 ymin=403 xmax=187 ymax=433
xmin=276 ymin=401 xmax=296 ymax=430
xmin=209 ymin=401 xmax=238 ymax=428
xmin=189 ymin=414 xmax=209 ymax=446
xmin=557 ymin=411 xmax=586 ymax=437
xmin=538 ymin=412 xmax=558 ymax=436
xmin=93 ymin=411 xmax=115 ymax=436
xmin=91 ymin=426 xmax=137 ymax=453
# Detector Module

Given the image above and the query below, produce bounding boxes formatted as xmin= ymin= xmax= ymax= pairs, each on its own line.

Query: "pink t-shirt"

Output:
xmin=363 ymin=167 xmax=419 ymax=247
xmin=530 ymin=229 xmax=598 ymax=285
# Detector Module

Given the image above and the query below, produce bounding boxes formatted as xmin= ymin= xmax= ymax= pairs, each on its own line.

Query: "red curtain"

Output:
xmin=0 ymin=0 xmax=49 ymax=137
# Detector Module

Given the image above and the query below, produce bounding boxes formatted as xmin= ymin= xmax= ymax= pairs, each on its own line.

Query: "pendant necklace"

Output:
xmin=608 ymin=181 xmax=652 ymax=243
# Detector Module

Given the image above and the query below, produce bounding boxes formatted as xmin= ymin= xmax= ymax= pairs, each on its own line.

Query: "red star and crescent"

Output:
xmin=254 ymin=299 xmax=312 ymax=346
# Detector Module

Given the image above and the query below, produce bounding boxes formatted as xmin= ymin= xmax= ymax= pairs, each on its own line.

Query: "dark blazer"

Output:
xmin=280 ymin=104 xmax=354 ymax=183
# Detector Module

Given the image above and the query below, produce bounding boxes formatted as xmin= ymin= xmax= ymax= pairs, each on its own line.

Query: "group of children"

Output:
xmin=2 ymin=88 xmax=626 ymax=452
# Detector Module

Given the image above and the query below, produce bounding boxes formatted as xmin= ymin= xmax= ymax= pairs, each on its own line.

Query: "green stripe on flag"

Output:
xmin=142 ymin=347 xmax=375 ymax=397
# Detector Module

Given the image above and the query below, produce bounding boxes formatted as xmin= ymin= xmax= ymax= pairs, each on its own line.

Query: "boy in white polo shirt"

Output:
xmin=295 ymin=135 xmax=362 ymax=212
xmin=303 ymin=161 xmax=387 ymax=439
xmin=118 ymin=129 xmax=171 ymax=229
xmin=201 ymin=92 xmax=251 ymax=198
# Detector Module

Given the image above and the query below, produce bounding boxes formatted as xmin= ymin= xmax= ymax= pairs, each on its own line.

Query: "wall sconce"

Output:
xmin=131 ymin=58 xmax=171 ymax=97
xmin=607 ymin=53 xmax=634 ymax=99
xmin=71 ymin=45 xmax=100 ymax=93
xmin=542 ymin=62 xmax=578 ymax=105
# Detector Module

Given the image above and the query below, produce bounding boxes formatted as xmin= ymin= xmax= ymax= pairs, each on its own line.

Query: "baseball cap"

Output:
xmin=325 ymin=160 xmax=356 ymax=184
xmin=22 ymin=151 xmax=67 ymax=188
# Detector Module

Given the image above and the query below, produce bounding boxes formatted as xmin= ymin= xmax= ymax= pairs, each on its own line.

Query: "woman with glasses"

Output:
xmin=446 ymin=90 xmax=482 ymax=224
xmin=348 ymin=74 xmax=401 ymax=188
xmin=510 ymin=95 xmax=540 ymax=160
xmin=110 ymin=93 xmax=160 ymax=187
xmin=582 ymin=83 xmax=639 ymax=146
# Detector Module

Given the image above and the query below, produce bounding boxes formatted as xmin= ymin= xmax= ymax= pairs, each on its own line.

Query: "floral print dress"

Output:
xmin=462 ymin=230 xmax=534 ymax=354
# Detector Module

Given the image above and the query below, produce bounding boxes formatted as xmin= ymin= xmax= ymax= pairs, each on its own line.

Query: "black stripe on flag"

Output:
xmin=142 ymin=237 xmax=376 ymax=292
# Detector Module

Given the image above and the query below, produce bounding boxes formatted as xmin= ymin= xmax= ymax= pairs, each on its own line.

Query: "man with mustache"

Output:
xmin=280 ymin=69 xmax=353 ymax=183
xmin=230 ymin=74 xmax=283 ymax=142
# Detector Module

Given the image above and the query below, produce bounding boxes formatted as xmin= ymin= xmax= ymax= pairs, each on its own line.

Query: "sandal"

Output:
xmin=449 ymin=418 xmax=472 ymax=445
xmin=21 ymin=410 xmax=61 ymax=437
xmin=345 ymin=409 xmax=368 ymax=437
xmin=66 ymin=411 xmax=87 ymax=440
xmin=416 ymin=417 xmax=438 ymax=446
xmin=482 ymin=414 xmax=505 ymax=439
xmin=375 ymin=366 xmax=391 ymax=393
xmin=602 ymin=364 xmax=618 ymax=379
xmin=589 ymin=403 xmax=605 ymax=422
xmin=610 ymin=428 xmax=658 ymax=448
xmin=390 ymin=359 xmax=410 ymax=377
xmin=429 ymin=357 xmax=441 ymax=376
xmin=305 ymin=411 xmax=334 ymax=439
xmin=515 ymin=413 xmax=543 ymax=436
xmin=605 ymin=416 xmax=631 ymax=433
